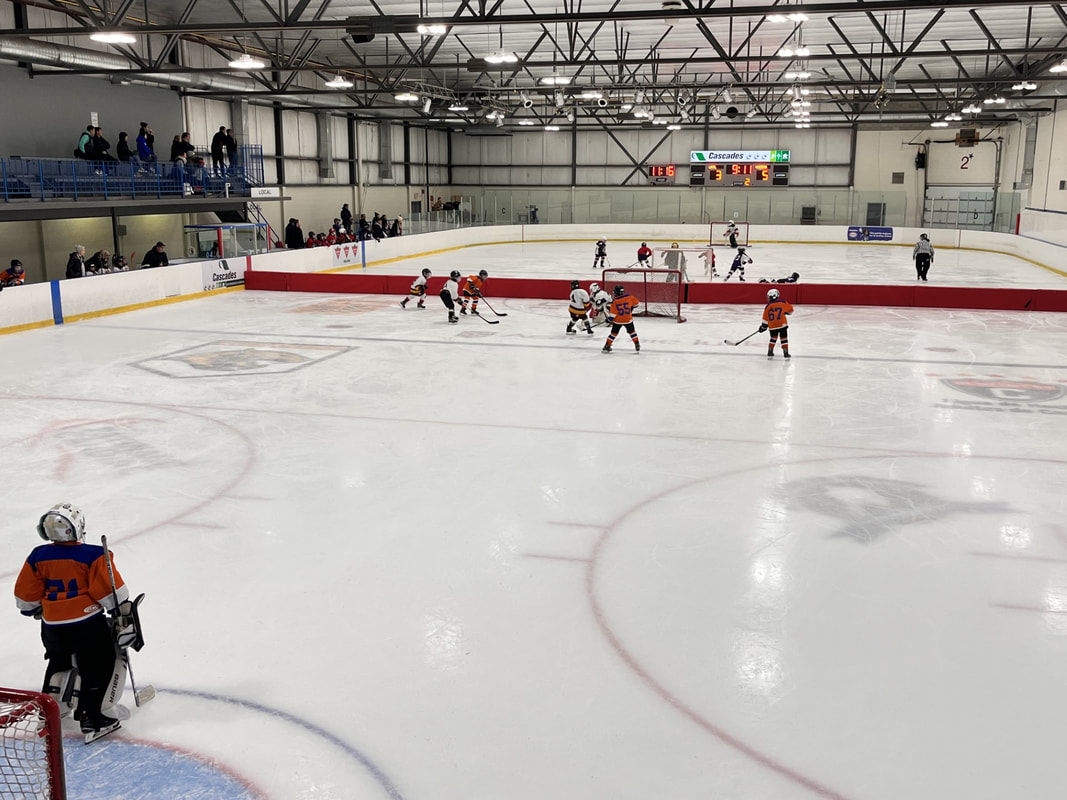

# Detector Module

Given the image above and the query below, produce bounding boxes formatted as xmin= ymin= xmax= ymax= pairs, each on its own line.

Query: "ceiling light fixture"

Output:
xmin=1011 ymin=81 xmax=1037 ymax=91
xmin=416 ymin=24 xmax=448 ymax=35
xmin=1050 ymin=59 xmax=1067 ymax=73
xmin=540 ymin=76 xmax=571 ymax=85
xmin=620 ymin=103 xmax=633 ymax=112
xmin=395 ymin=92 xmax=419 ymax=102
xmin=324 ymin=75 xmax=354 ymax=89
xmin=485 ymin=51 xmax=518 ymax=64
xmin=448 ymin=103 xmax=469 ymax=112
xmin=931 ymin=121 xmax=949 ymax=127
xmin=667 ymin=124 xmax=681 ymax=130
xmin=229 ymin=52 xmax=265 ymax=70
xmin=746 ymin=109 xmax=758 ymax=118
xmin=962 ymin=104 xmax=982 ymax=114
xmin=784 ymin=71 xmax=811 ymax=81
xmin=721 ymin=89 xmax=733 ymax=104
xmin=90 ymin=30 xmax=137 ymax=44
xmin=518 ymin=120 xmax=535 ymax=126
xmin=422 ymin=97 xmax=433 ymax=113
xmin=544 ymin=125 xmax=560 ymax=131
xmin=982 ymin=96 xmax=1006 ymax=104
xmin=579 ymin=90 xmax=603 ymax=100
xmin=711 ymin=105 xmax=722 ymax=120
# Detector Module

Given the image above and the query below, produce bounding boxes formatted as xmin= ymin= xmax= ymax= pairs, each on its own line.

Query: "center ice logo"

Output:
xmin=941 ymin=378 xmax=1065 ymax=403
xmin=134 ymin=340 xmax=353 ymax=377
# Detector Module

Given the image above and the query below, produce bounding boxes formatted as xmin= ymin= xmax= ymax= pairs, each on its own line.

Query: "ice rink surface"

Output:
xmin=2 ymin=239 xmax=1067 ymax=800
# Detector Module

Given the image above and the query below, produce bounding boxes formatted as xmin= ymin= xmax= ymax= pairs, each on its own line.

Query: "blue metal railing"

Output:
xmin=1 ymin=145 xmax=264 ymax=203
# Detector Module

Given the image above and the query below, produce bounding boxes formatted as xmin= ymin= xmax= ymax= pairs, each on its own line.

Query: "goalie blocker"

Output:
xmin=601 ymin=268 xmax=686 ymax=322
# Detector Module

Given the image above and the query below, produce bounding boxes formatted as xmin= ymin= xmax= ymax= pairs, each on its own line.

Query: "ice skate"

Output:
xmin=602 ymin=344 xmax=613 ymax=353
xmin=81 ymin=713 xmax=120 ymax=744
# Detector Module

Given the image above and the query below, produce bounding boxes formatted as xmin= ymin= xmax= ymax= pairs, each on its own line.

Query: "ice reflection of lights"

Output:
xmin=998 ymin=525 xmax=1031 ymax=550
xmin=425 ymin=610 xmax=465 ymax=670
xmin=734 ymin=632 xmax=785 ymax=697
xmin=952 ymin=441 xmax=972 ymax=457
xmin=750 ymin=556 xmax=785 ymax=591
xmin=970 ymin=475 xmax=995 ymax=499
xmin=1042 ymin=583 xmax=1067 ymax=634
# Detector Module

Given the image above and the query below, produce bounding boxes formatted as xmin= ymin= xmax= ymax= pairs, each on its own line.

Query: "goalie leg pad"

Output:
xmin=102 ymin=656 xmax=127 ymax=711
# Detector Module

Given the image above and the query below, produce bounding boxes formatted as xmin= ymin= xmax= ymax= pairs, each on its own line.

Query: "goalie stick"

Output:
xmin=724 ymin=329 xmax=762 ymax=346
xmin=101 ymin=535 xmax=155 ymax=708
xmin=476 ymin=297 xmax=508 ymax=317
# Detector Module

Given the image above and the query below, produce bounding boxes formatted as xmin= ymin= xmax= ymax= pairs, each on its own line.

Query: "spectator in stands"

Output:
xmin=136 ymin=124 xmax=156 ymax=163
xmin=85 ymin=249 xmax=111 ymax=274
xmin=88 ymin=249 xmax=113 ymax=273
xmin=340 ymin=204 xmax=353 ymax=232
xmin=169 ymin=135 xmax=183 ymax=162
xmin=284 ymin=218 xmax=305 ymax=249
xmin=432 ymin=197 xmax=443 ymax=211
xmin=112 ymin=253 xmax=129 ymax=271
xmin=305 ymin=231 xmax=316 ymax=248
xmin=225 ymin=129 xmax=238 ymax=166
xmin=116 ymin=132 xmax=133 ymax=162
xmin=389 ymin=214 xmax=403 ymax=237
xmin=141 ymin=242 xmax=169 ymax=269
xmin=91 ymin=129 xmax=117 ymax=162
xmin=75 ymin=125 xmax=94 ymax=159
xmin=357 ymin=214 xmax=369 ymax=240
xmin=371 ymin=214 xmax=384 ymax=242
xmin=1 ymin=259 xmax=25 ymax=287
xmin=65 ymin=245 xmax=87 ymax=279
xmin=210 ymin=126 xmax=228 ymax=175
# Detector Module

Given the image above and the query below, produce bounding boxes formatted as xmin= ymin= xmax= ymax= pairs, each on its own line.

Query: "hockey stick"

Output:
xmin=101 ymin=535 xmax=155 ymax=707
xmin=724 ymin=329 xmax=762 ymax=346
xmin=476 ymin=297 xmax=508 ymax=317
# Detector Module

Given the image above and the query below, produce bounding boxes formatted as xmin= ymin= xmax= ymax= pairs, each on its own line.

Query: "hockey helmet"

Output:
xmin=478 ymin=269 xmax=489 ymax=279
xmin=571 ymin=280 xmax=581 ymax=290
xmin=641 ymin=242 xmax=647 ymax=247
xmin=613 ymin=284 xmax=625 ymax=297
xmin=920 ymin=233 xmax=929 ymax=240
xmin=589 ymin=282 xmax=600 ymax=294
xmin=421 ymin=268 xmax=432 ymax=277
xmin=38 ymin=503 xmax=86 ymax=543
xmin=791 ymin=272 xmax=800 ymax=279
xmin=449 ymin=270 xmax=461 ymax=280
xmin=737 ymin=246 xmax=746 ymax=252
xmin=767 ymin=288 xmax=780 ymax=302
xmin=671 ymin=242 xmax=679 ymax=248
xmin=10 ymin=259 xmax=23 ymax=273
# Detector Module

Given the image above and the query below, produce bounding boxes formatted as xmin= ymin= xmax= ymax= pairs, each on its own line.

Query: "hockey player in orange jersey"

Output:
xmin=14 ymin=503 xmax=137 ymax=742
xmin=759 ymin=288 xmax=794 ymax=359
xmin=602 ymin=285 xmax=641 ymax=353
xmin=460 ymin=269 xmax=488 ymax=315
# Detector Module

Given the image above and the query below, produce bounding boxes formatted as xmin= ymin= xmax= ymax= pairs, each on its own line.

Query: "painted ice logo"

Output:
xmin=942 ymin=378 xmax=1065 ymax=403
xmin=135 ymin=340 xmax=353 ymax=378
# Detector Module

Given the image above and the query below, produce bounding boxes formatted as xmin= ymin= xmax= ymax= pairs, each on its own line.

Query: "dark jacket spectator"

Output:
xmin=340 ymin=204 xmax=353 ymax=231
xmin=210 ymin=126 xmax=227 ymax=172
xmin=91 ymin=129 xmax=117 ymax=161
xmin=85 ymin=250 xmax=111 ymax=273
xmin=358 ymin=214 xmax=369 ymax=240
xmin=225 ymin=129 xmax=238 ymax=164
xmin=141 ymin=242 xmax=169 ymax=269
xmin=116 ymin=132 xmax=133 ymax=162
xmin=371 ymin=215 xmax=384 ymax=242
xmin=389 ymin=215 xmax=402 ymax=237
xmin=76 ymin=126 xmax=94 ymax=159
xmin=284 ymin=219 xmax=305 ymax=249
xmin=65 ymin=245 xmax=87 ymax=279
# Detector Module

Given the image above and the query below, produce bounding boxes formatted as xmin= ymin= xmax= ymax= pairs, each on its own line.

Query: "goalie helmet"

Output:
xmin=767 ymin=288 xmax=780 ymax=302
xmin=38 ymin=503 xmax=86 ymax=543
xmin=791 ymin=272 xmax=800 ymax=280
xmin=613 ymin=284 xmax=625 ymax=297
xmin=449 ymin=270 xmax=461 ymax=280
xmin=589 ymin=282 xmax=600 ymax=295
xmin=421 ymin=268 xmax=432 ymax=277
xmin=571 ymin=280 xmax=581 ymax=290
xmin=478 ymin=270 xmax=489 ymax=279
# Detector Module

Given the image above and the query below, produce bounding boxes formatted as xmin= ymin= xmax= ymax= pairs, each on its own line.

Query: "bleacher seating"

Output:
xmin=1 ymin=145 xmax=264 ymax=202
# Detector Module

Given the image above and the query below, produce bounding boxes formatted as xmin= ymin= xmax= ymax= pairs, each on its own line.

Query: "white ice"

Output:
xmin=2 ymin=240 xmax=1067 ymax=800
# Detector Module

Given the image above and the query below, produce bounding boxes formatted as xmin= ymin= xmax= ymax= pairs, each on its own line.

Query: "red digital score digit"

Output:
xmin=666 ymin=164 xmax=675 ymax=177
xmin=711 ymin=165 xmax=723 ymax=181
xmin=756 ymin=164 xmax=769 ymax=181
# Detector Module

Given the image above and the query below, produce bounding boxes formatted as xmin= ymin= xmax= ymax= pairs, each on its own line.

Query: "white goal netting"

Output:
xmin=0 ymin=689 xmax=65 ymax=800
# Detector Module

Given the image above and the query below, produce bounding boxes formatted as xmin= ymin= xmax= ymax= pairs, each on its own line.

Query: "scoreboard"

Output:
xmin=688 ymin=150 xmax=790 ymax=187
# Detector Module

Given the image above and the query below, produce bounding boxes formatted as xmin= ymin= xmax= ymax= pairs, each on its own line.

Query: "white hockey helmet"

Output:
xmin=589 ymin=282 xmax=600 ymax=294
xmin=671 ymin=241 xmax=679 ymax=248
xmin=767 ymin=288 xmax=780 ymax=302
xmin=38 ymin=503 xmax=86 ymax=543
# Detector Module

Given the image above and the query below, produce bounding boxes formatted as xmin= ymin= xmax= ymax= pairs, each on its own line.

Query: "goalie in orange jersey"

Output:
xmin=602 ymin=284 xmax=641 ymax=353
xmin=460 ymin=269 xmax=488 ymax=315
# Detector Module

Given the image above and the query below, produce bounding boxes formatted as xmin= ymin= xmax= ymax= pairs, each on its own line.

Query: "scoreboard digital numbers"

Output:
xmin=689 ymin=150 xmax=790 ymax=187
xmin=647 ymin=164 xmax=677 ymax=185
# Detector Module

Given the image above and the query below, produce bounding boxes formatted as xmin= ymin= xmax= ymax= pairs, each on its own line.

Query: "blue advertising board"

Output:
xmin=848 ymin=226 xmax=894 ymax=241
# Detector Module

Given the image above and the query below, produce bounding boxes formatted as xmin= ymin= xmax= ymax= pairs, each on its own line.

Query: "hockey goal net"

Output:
xmin=602 ymin=268 xmax=686 ymax=322
xmin=0 ymin=688 xmax=66 ymax=800
xmin=710 ymin=221 xmax=750 ymax=246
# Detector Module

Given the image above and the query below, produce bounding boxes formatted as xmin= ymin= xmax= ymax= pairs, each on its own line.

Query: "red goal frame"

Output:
xmin=601 ymin=268 xmax=687 ymax=323
xmin=0 ymin=688 xmax=66 ymax=800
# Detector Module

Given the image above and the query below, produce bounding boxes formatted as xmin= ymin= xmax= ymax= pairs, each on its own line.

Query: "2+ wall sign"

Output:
xmin=690 ymin=150 xmax=790 ymax=163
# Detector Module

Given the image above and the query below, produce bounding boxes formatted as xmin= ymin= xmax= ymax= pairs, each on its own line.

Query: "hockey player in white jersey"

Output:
xmin=723 ymin=221 xmax=740 ymax=248
xmin=439 ymin=270 xmax=462 ymax=324
xmin=565 ymin=280 xmax=594 ymax=335
xmin=400 ymin=268 xmax=431 ymax=308
xmin=699 ymin=245 xmax=717 ymax=277
xmin=588 ymin=282 xmax=612 ymax=325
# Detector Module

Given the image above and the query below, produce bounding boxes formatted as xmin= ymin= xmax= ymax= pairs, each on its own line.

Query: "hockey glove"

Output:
xmin=759 ymin=323 xmax=768 ymax=333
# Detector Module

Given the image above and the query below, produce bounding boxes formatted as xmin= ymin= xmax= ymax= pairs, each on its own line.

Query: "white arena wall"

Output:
xmin=2 ymin=224 xmax=1064 ymax=336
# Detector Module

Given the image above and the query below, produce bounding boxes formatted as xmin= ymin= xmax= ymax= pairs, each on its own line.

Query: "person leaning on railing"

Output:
xmin=65 ymin=245 xmax=87 ymax=279
xmin=140 ymin=241 xmax=169 ymax=269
